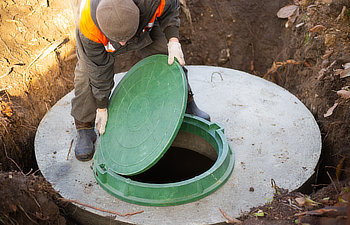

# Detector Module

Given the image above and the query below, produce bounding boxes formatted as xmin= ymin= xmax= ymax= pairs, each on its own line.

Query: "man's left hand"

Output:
xmin=168 ymin=38 xmax=185 ymax=66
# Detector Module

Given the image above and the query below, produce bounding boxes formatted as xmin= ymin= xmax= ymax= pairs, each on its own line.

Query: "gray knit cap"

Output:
xmin=96 ymin=0 xmax=140 ymax=42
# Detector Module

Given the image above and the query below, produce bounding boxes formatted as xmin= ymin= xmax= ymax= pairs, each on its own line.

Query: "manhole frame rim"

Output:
xmin=93 ymin=114 xmax=235 ymax=206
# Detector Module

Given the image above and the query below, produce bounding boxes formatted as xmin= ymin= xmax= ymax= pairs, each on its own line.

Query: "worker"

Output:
xmin=72 ymin=0 xmax=210 ymax=161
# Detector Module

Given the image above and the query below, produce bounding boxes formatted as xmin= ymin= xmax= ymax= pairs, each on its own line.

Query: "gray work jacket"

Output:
xmin=76 ymin=0 xmax=180 ymax=108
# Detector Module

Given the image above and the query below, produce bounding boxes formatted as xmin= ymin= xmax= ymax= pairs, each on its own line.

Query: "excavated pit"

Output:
xmin=2 ymin=0 xmax=350 ymax=223
xmin=35 ymin=66 xmax=321 ymax=224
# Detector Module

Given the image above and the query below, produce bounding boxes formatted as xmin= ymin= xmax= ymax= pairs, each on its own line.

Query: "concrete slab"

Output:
xmin=35 ymin=66 xmax=321 ymax=225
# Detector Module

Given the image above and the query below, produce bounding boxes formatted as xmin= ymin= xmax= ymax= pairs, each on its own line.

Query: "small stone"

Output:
xmin=218 ymin=48 xmax=230 ymax=65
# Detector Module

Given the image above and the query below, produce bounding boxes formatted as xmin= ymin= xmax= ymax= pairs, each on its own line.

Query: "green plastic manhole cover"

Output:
xmin=93 ymin=55 xmax=234 ymax=206
xmin=95 ymin=55 xmax=187 ymax=176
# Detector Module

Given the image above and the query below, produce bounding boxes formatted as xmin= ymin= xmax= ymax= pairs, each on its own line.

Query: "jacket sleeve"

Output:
xmin=158 ymin=0 xmax=180 ymax=40
xmin=76 ymin=29 xmax=115 ymax=108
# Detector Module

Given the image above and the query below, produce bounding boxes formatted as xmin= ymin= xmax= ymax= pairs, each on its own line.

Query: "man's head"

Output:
xmin=96 ymin=0 xmax=140 ymax=42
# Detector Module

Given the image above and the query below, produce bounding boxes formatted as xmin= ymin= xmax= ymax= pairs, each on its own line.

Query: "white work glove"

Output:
xmin=96 ymin=108 xmax=108 ymax=135
xmin=167 ymin=38 xmax=185 ymax=66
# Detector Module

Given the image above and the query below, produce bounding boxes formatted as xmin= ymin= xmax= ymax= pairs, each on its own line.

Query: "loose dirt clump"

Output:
xmin=0 ymin=171 xmax=66 ymax=224
xmin=240 ymin=179 xmax=350 ymax=225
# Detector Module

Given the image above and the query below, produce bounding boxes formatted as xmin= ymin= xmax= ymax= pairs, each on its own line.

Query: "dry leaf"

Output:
xmin=277 ymin=5 xmax=299 ymax=18
xmin=295 ymin=197 xmax=306 ymax=207
xmin=325 ymin=34 xmax=336 ymax=47
xmin=318 ymin=60 xmax=336 ymax=80
xmin=324 ymin=101 xmax=339 ymax=117
xmin=289 ymin=9 xmax=299 ymax=22
xmin=318 ymin=68 xmax=327 ymax=80
xmin=334 ymin=69 xmax=343 ymax=76
xmin=322 ymin=49 xmax=333 ymax=59
xmin=336 ymin=157 xmax=345 ymax=181
xmin=337 ymin=90 xmax=350 ymax=99
xmin=305 ymin=197 xmax=321 ymax=207
xmin=339 ymin=68 xmax=350 ymax=78
xmin=320 ymin=197 xmax=332 ymax=205
xmin=253 ymin=210 xmax=265 ymax=217
xmin=338 ymin=63 xmax=350 ymax=78
xmin=285 ymin=8 xmax=300 ymax=28
xmin=309 ymin=25 xmax=326 ymax=33
xmin=295 ymin=207 xmax=340 ymax=216
xmin=0 ymin=101 xmax=13 ymax=117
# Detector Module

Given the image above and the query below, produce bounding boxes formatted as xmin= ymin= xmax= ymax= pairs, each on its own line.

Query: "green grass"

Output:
xmin=305 ymin=32 xmax=310 ymax=45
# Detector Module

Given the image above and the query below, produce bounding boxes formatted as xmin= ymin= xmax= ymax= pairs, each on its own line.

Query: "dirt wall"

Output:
xmin=0 ymin=0 xmax=349 ymax=191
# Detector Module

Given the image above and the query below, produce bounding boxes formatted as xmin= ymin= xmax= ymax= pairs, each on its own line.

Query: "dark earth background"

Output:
xmin=0 ymin=0 xmax=350 ymax=224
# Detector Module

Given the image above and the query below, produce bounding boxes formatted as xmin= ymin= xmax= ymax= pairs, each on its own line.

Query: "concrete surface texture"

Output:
xmin=35 ymin=66 xmax=321 ymax=225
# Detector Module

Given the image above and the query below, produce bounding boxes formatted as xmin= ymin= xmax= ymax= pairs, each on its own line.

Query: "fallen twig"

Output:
xmin=18 ymin=204 xmax=39 ymax=224
xmin=0 ymin=117 xmax=9 ymax=133
xmin=326 ymin=171 xmax=339 ymax=194
xmin=2 ymin=141 xmax=25 ymax=175
xmin=66 ymin=139 xmax=74 ymax=160
xmin=59 ymin=198 xmax=144 ymax=217
xmin=25 ymin=39 xmax=66 ymax=72
xmin=219 ymin=208 xmax=242 ymax=224
xmin=263 ymin=60 xmax=310 ymax=81
xmin=282 ymin=202 xmax=302 ymax=210
xmin=249 ymin=43 xmax=259 ymax=76
xmin=23 ymin=38 xmax=68 ymax=86
xmin=25 ymin=168 xmax=33 ymax=176
xmin=295 ymin=206 xmax=346 ymax=217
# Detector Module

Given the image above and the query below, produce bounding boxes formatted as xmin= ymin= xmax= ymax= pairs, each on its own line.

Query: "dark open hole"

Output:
xmin=124 ymin=146 xmax=217 ymax=184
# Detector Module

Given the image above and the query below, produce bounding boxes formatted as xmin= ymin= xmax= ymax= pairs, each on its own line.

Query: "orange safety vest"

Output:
xmin=79 ymin=0 xmax=165 ymax=52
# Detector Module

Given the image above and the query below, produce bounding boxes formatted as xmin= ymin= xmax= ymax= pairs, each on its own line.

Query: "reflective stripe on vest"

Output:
xmin=79 ymin=0 xmax=165 ymax=52
xmin=104 ymin=42 xmax=115 ymax=52
xmin=145 ymin=0 xmax=165 ymax=29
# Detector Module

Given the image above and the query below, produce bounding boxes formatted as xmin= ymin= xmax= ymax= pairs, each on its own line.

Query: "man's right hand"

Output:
xmin=168 ymin=38 xmax=185 ymax=66
xmin=96 ymin=108 xmax=108 ymax=135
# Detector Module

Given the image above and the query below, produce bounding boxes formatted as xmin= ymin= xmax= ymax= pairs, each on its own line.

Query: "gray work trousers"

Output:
xmin=71 ymin=26 xmax=168 ymax=123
